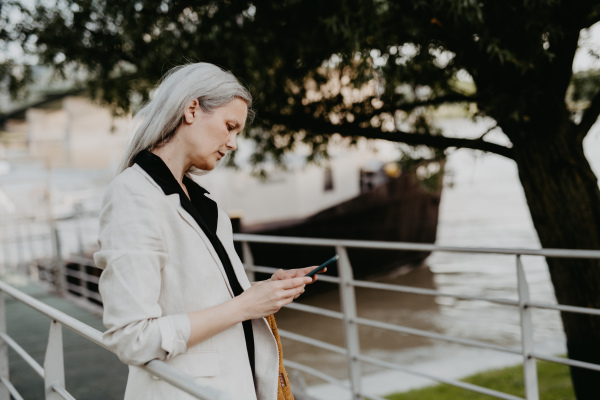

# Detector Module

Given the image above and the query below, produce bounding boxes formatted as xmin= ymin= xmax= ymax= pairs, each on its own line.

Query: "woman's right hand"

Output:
xmin=237 ymin=276 xmax=311 ymax=320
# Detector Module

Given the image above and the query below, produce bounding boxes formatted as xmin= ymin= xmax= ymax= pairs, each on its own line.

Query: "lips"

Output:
xmin=217 ymin=151 xmax=226 ymax=159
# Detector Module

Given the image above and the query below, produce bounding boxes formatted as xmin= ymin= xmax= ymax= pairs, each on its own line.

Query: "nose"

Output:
xmin=226 ymin=133 xmax=237 ymax=151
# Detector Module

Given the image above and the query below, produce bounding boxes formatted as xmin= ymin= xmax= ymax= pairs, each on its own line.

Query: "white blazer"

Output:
xmin=94 ymin=164 xmax=279 ymax=400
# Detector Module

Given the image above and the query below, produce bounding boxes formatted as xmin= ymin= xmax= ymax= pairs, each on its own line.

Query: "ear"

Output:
xmin=183 ymin=99 xmax=200 ymax=124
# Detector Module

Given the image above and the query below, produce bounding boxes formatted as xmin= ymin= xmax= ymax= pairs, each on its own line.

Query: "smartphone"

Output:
xmin=305 ymin=255 xmax=339 ymax=278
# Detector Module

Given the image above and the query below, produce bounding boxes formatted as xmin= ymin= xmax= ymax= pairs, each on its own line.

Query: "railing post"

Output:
xmin=50 ymin=227 xmax=66 ymax=296
xmin=0 ymin=224 xmax=6 ymax=275
xmin=44 ymin=321 xmax=65 ymax=400
xmin=74 ymin=203 xmax=84 ymax=256
xmin=242 ymin=241 xmax=255 ymax=282
xmin=26 ymin=221 xmax=37 ymax=271
xmin=516 ymin=255 xmax=539 ymax=400
xmin=2 ymin=222 xmax=12 ymax=272
xmin=336 ymin=245 xmax=362 ymax=399
xmin=16 ymin=221 xmax=26 ymax=270
xmin=0 ymin=292 xmax=10 ymax=400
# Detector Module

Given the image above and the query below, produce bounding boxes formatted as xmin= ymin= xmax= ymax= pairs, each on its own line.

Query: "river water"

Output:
xmin=1 ymin=118 xmax=599 ymax=398
xmin=279 ymin=118 xmax=600 ymax=398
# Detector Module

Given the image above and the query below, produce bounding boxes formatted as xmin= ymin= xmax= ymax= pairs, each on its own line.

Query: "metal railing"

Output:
xmin=2 ymin=230 xmax=600 ymax=400
xmin=0 ymin=280 xmax=223 ymax=400
xmin=234 ymin=233 xmax=600 ymax=400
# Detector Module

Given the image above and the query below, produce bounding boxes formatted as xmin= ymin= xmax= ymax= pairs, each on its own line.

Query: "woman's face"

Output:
xmin=180 ymin=97 xmax=248 ymax=171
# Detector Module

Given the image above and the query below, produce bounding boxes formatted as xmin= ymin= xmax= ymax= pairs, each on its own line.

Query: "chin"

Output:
xmin=205 ymin=161 xmax=219 ymax=171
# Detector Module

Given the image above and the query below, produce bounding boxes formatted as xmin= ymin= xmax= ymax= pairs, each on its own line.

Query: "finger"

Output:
xmin=272 ymin=269 xmax=292 ymax=280
xmin=277 ymin=276 xmax=311 ymax=289
xmin=277 ymin=283 xmax=305 ymax=299
xmin=292 ymin=285 xmax=306 ymax=299
xmin=303 ymin=265 xmax=318 ymax=272
xmin=279 ymin=267 xmax=312 ymax=279
xmin=272 ymin=269 xmax=283 ymax=278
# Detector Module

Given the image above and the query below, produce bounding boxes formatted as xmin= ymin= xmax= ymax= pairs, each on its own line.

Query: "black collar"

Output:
xmin=133 ymin=150 xmax=218 ymax=235
xmin=133 ymin=150 xmax=209 ymax=197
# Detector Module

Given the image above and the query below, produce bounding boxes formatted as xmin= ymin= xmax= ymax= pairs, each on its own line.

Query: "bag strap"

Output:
xmin=265 ymin=314 xmax=294 ymax=400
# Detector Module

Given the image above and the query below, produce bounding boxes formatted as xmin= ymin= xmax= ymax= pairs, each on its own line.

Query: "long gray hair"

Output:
xmin=118 ymin=63 xmax=254 ymax=175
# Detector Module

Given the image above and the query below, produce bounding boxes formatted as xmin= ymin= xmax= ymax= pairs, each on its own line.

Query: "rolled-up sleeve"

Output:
xmin=95 ymin=178 xmax=190 ymax=365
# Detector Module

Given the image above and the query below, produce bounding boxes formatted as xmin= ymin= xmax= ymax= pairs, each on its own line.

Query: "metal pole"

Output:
xmin=242 ymin=241 xmax=255 ymax=282
xmin=44 ymin=321 xmax=65 ymax=400
xmin=51 ymin=227 xmax=66 ymax=296
xmin=2 ymin=223 xmax=13 ymax=272
xmin=15 ymin=221 xmax=25 ymax=270
xmin=79 ymin=262 xmax=90 ymax=301
xmin=0 ymin=223 xmax=7 ymax=275
xmin=25 ymin=221 xmax=36 ymax=268
xmin=0 ymin=292 xmax=10 ymax=400
xmin=516 ymin=255 xmax=539 ymax=400
xmin=336 ymin=245 xmax=362 ymax=399
xmin=74 ymin=203 xmax=84 ymax=256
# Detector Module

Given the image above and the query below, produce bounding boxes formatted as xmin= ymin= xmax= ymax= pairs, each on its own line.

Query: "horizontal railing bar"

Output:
xmin=526 ymin=301 xmax=600 ymax=316
xmin=306 ymin=273 xmax=340 ymax=284
xmin=245 ymin=265 xmax=341 ymax=284
xmin=283 ymin=302 xmax=344 ymax=320
xmin=0 ymin=376 xmax=25 ymax=400
xmin=0 ymin=331 xmax=44 ymax=378
xmin=0 ymin=281 xmax=221 ymax=400
xmin=64 ymin=270 xmax=100 ymax=284
xmin=354 ymin=316 xmax=522 ymax=355
xmin=244 ymin=265 xmax=277 ymax=274
xmin=63 ymin=255 xmax=97 ymax=268
xmin=64 ymin=284 xmax=103 ymax=302
xmin=51 ymin=383 xmax=76 ymax=400
xmin=352 ymin=280 xmax=519 ymax=306
xmin=278 ymin=329 xmax=348 ymax=355
xmin=0 ymin=281 xmax=110 ymax=350
xmin=283 ymin=359 xmax=351 ymax=389
xmin=233 ymin=234 xmax=600 ymax=259
xmin=144 ymin=360 xmax=220 ymax=400
xmin=356 ymin=353 xmax=524 ymax=400
xmin=531 ymin=352 xmax=600 ymax=372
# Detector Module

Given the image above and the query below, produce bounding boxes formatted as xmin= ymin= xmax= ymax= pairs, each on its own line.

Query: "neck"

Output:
xmin=151 ymin=144 xmax=189 ymax=184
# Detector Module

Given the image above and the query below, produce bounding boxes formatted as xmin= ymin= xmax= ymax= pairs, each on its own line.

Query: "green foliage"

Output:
xmin=1 ymin=0 xmax=600 ymax=163
xmin=385 ymin=360 xmax=575 ymax=400
xmin=6 ymin=0 xmax=599 ymax=163
xmin=0 ymin=0 xmax=598 ymax=212
xmin=394 ymin=140 xmax=445 ymax=192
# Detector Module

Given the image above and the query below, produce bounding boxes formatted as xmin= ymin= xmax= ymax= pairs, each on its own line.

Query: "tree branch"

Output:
xmin=260 ymin=112 xmax=514 ymax=159
xmin=577 ymin=88 xmax=600 ymax=138
xmin=377 ymin=92 xmax=476 ymax=114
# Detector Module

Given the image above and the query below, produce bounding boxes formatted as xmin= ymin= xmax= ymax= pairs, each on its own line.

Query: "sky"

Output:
xmin=573 ymin=22 xmax=600 ymax=72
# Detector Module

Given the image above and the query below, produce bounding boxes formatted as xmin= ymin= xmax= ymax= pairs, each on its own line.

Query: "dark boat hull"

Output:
xmin=240 ymin=173 xmax=441 ymax=281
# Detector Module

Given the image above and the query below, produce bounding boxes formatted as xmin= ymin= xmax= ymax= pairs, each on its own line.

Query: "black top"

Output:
xmin=134 ymin=150 xmax=256 ymax=381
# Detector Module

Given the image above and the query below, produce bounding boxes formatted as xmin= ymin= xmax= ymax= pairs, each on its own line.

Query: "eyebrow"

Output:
xmin=229 ymin=120 xmax=243 ymax=129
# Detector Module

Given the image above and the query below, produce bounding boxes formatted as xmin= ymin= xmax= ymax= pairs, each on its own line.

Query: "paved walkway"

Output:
xmin=3 ymin=280 xmax=128 ymax=399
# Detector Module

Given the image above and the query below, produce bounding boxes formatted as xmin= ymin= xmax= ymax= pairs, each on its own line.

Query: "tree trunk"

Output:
xmin=511 ymin=130 xmax=600 ymax=399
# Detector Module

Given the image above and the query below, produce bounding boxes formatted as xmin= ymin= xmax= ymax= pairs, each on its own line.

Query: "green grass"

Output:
xmin=385 ymin=360 xmax=575 ymax=400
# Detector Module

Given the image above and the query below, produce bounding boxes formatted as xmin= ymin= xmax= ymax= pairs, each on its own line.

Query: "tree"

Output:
xmin=2 ymin=0 xmax=600 ymax=397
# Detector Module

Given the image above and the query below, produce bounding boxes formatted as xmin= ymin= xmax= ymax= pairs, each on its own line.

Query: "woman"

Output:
xmin=95 ymin=63 xmax=320 ymax=400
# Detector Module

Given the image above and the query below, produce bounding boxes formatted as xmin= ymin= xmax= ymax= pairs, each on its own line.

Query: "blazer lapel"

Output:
xmin=132 ymin=165 xmax=235 ymax=297
xmin=165 ymin=194 xmax=235 ymax=298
